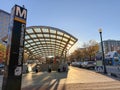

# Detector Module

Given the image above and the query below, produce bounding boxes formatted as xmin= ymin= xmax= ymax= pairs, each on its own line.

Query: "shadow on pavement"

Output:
xmin=22 ymin=71 xmax=68 ymax=90
xmin=97 ymin=72 xmax=120 ymax=81
xmin=74 ymin=66 xmax=120 ymax=81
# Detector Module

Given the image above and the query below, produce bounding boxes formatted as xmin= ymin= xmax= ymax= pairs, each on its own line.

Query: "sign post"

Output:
xmin=2 ymin=5 xmax=27 ymax=90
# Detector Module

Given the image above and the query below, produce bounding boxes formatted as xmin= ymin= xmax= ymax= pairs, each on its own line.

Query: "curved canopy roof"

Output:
xmin=25 ymin=26 xmax=78 ymax=58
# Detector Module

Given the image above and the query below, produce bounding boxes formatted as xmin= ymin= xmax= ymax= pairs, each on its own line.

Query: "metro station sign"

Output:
xmin=2 ymin=5 xmax=27 ymax=90
xmin=14 ymin=5 xmax=27 ymax=23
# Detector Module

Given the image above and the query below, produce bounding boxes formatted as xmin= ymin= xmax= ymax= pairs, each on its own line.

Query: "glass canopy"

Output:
xmin=25 ymin=26 xmax=78 ymax=58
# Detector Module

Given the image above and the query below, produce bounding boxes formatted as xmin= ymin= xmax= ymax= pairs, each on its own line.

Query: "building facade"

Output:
xmin=0 ymin=9 xmax=10 ymax=62
xmin=99 ymin=40 xmax=120 ymax=54
xmin=0 ymin=9 xmax=10 ymax=43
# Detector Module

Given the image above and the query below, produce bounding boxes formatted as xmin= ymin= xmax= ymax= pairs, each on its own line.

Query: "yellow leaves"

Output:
xmin=0 ymin=43 xmax=6 ymax=61
xmin=68 ymin=40 xmax=99 ymax=61
xmin=0 ymin=43 xmax=6 ymax=51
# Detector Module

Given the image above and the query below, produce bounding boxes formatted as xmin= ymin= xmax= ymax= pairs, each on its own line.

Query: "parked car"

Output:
xmin=81 ymin=61 xmax=96 ymax=69
xmin=71 ymin=61 xmax=82 ymax=67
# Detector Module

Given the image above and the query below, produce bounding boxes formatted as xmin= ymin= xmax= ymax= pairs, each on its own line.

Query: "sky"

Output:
xmin=1 ymin=0 xmax=120 ymax=51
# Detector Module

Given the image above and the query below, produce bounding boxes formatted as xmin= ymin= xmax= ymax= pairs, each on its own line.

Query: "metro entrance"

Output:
xmin=1 ymin=5 xmax=77 ymax=90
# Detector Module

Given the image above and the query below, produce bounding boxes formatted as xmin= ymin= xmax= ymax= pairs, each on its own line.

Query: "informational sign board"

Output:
xmin=96 ymin=60 xmax=103 ymax=66
xmin=95 ymin=60 xmax=104 ymax=73
xmin=2 ymin=5 xmax=27 ymax=90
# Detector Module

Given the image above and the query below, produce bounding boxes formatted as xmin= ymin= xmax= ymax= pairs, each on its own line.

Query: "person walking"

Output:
xmin=48 ymin=64 xmax=51 ymax=73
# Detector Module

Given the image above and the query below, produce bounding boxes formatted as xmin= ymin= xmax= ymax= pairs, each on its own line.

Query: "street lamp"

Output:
xmin=99 ymin=28 xmax=107 ymax=74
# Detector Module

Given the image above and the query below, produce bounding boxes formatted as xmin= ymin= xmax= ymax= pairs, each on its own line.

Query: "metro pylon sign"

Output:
xmin=2 ymin=5 xmax=27 ymax=90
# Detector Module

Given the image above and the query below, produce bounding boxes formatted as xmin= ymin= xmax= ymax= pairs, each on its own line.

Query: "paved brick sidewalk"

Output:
xmin=22 ymin=66 xmax=120 ymax=90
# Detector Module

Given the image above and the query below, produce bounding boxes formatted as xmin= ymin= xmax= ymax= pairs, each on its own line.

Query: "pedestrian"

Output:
xmin=35 ymin=68 xmax=38 ymax=73
xmin=63 ymin=66 xmax=66 ymax=72
xmin=58 ymin=65 xmax=61 ymax=72
xmin=48 ymin=65 xmax=51 ymax=73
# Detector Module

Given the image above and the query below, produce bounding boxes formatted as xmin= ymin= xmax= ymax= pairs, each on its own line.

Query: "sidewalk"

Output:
xmin=22 ymin=66 xmax=120 ymax=90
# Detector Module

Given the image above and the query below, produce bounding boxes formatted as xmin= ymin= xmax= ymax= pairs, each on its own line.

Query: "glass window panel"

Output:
xmin=24 ymin=41 xmax=27 ymax=44
xmin=69 ymin=41 xmax=74 ymax=44
xmin=57 ymin=49 xmax=61 ymax=53
xmin=33 ymin=46 xmax=38 ymax=48
xmin=34 ymin=51 xmax=38 ymax=53
xmin=34 ymin=39 xmax=39 ymax=41
xmin=28 ymin=40 xmax=33 ymax=43
xmin=36 ymin=42 xmax=40 ymax=44
xmin=31 ymin=49 xmax=34 ymax=51
xmin=56 ymin=40 xmax=61 ymax=43
xmin=50 ymin=29 xmax=56 ymax=34
xmin=42 ymin=45 xmax=46 ymax=47
xmin=34 ymin=48 xmax=38 ymax=51
xmin=38 ymin=52 xmax=42 ymax=55
xmin=32 ymin=52 xmax=36 ymax=54
xmin=55 ymin=43 xmax=60 ymax=46
xmin=67 ymin=46 xmax=70 ymax=49
xmin=29 ymin=47 xmax=32 ymax=49
xmin=55 ymin=46 xmax=59 ymax=48
xmin=50 ymin=45 xmax=55 ymax=47
xmin=41 ymin=42 xmax=46 ymax=44
xmin=44 ymin=34 xmax=49 ymax=37
xmin=50 ymin=34 xmax=56 ymax=38
xmin=46 ymin=42 xmax=51 ymax=45
xmin=46 ymin=43 xmax=51 ymax=46
xmin=26 ymin=44 xmax=30 ymax=47
xmin=34 ymin=28 xmax=41 ymax=33
xmin=67 ymin=44 xmax=71 ymax=47
xmin=37 ymin=34 xmax=43 ymax=37
xmin=40 ymin=39 xmax=44 ymax=41
xmin=27 ymin=29 xmax=34 ymax=33
xmin=31 ymin=43 xmax=35 ymax=46
xmin=25 ymin=35 xmax=30 ymax=39
xmin=64 ymin=34 xmax=70 ymax=38
xmin=30 ymin=34 xmax=37 ymax=38
xmin=57 ymin=36 xmax=62 ymax=39
xmin=51 ymin=39 xmax=55 ymax=42
xmin=45 ymin=39 xmax=50 ymax=41
xmin=38 ymin=45 xmax=42 ymax=47
xmin=57 ymin=31 xmax=63 ymax=36
xmin=55 ymin=47 xmax=59 ymax=50
xmin=61 ymin=42 xmax=66 ymax=45
xmin=47 ymin=44 xmax=51 ymax=46
xmin=42 ymin=28 xmax=48 ymax=32
xmin=63 ymin=38 xmax=68 ymax=41
xmin=61 ymin=44 xmax=65 ymax=47
xmin=71 ymin=37 xmax=76 ymax=42
xmin=27 ymin=52 xmax=29 ymax=54
xmin=58 ymin=46 xmax=63 ymax=49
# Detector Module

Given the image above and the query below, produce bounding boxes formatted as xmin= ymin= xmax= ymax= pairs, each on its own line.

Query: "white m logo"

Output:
xmin=16 ymin=6 xmax=27 ymax=19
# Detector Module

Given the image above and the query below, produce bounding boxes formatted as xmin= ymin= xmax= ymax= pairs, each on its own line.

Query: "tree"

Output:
xmin=0 ymin=43 xmax=6 ymax=62
xmin=68 ymin=40 xmax=99 ymax=62
xmin=83 ymin=40 xmax=99 ymax=60
xmin=73 ymin=49 xmax=82 ymax=61
xmin=82 ymin=42 xmax=89 ymax=60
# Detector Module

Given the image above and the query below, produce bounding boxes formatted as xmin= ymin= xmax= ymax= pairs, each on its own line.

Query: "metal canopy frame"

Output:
xmin=25 ymin=26 xmax=78 ymax=58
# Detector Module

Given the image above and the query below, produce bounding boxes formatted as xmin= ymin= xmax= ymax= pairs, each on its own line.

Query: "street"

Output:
xmin=0 ymin=66 xmax=120 ymax=90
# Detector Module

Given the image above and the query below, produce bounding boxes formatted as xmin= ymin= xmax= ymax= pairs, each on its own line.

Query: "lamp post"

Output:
xmin=99 ymin=28 xmax=107 ymax=74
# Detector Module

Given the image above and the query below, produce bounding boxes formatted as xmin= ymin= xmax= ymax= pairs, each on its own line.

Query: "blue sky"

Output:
xmin=1 ymin=0 xmax=120 ymax=50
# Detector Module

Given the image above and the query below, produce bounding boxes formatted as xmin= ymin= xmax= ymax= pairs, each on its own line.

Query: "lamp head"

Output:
xmin=99 ymin=28 xmax=102 ymax=33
